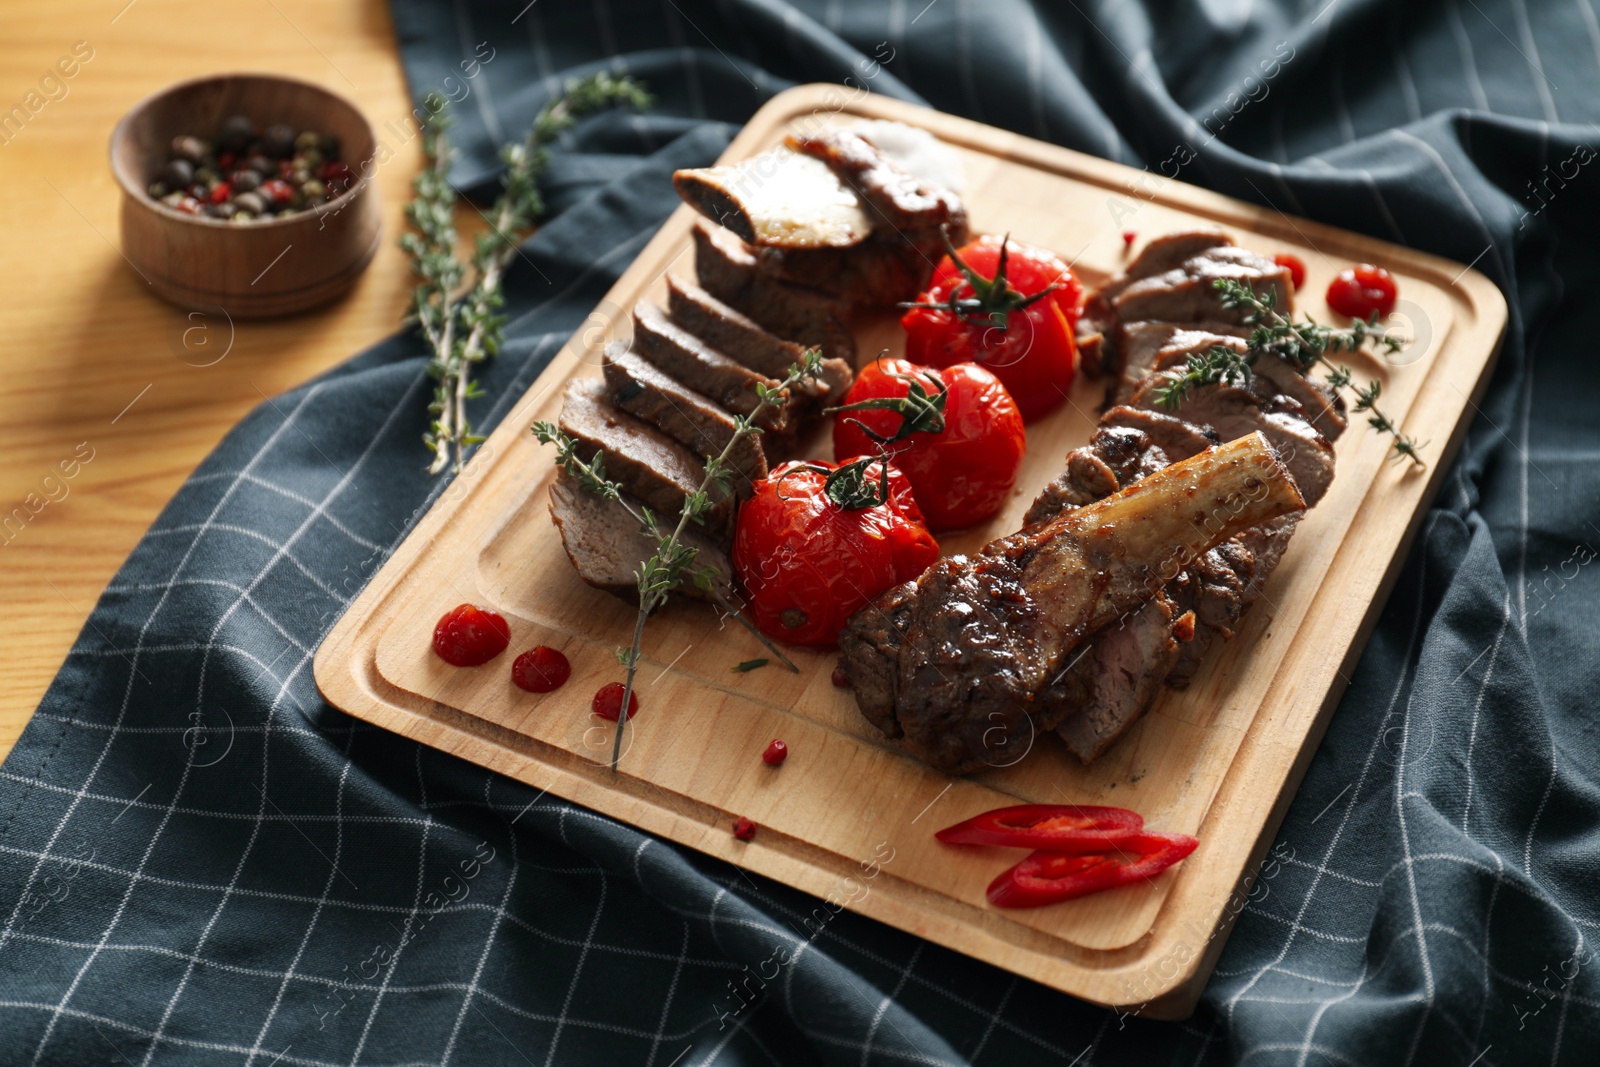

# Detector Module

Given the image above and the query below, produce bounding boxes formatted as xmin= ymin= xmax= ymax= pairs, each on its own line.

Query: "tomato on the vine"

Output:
xmin=901 ymin=234 xmax=1080 ymax=422
xmin=733 ymin=458 xmax=939 ymax=647
xmin=831 ymin=358 xmax=1025 ymax=531
xmin=1326 ymin=263 xmax=1398 ymax=320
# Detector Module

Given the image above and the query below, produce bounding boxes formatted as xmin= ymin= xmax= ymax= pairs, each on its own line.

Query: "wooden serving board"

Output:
xmin=314 ymin=85 xmax=1506 ymax=1017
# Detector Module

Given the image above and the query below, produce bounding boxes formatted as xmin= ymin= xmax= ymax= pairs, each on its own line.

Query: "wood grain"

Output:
xmin=314 ymin=86 xmax=1507 ymax=1015
xmin=0 ymin=0 xmax=424 ymax=761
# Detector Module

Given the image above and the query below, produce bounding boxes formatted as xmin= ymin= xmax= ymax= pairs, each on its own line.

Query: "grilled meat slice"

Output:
xmin=1059 ymin=592 xmax=1182 ymax=763
xmin=1086 ymin=231 xmax=1235 ymax=318
xmin=836 ymin=579 xmax=918 ymax=740
xmin=665 ymin=276 xmax=853 ymax=405
xmin=1111 ymin=245 xmax=1294 ymax=326
xmin=672 ymin=148 xmax=872 ymax=248
xmin=691 ymin=222 xmax=856 ymax=364
xmin=602 ymin=344 xmax=767 ymax=491
xmin=1243 ymin=353 xmax=1348 ymax=439
xmin=787 ymin=128 xmax=966 ymax=237
xmin=848 ymin=433 xmax=1306 ymax=773
xmin=1130 ymin=378 xmax=1335 ymax=506
xmin=631 ymin=301 xmax=794 ymax=431
xmin=1100 ymin=405 xmax=1220 ymax=463
xmin=549 ymin=468 xmax=732 ymax=601
xmin=558 ymin=378 xmax=731 ymax=534
xmin=750 ymin=234 xmax=941 ymax=307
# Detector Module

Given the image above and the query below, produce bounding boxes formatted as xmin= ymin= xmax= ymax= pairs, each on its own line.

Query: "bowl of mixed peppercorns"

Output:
xmin=110 ymin=73 xmax=381 ymax=318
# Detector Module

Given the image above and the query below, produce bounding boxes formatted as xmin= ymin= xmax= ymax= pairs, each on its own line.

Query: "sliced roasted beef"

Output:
xmin=1113 ymin=321 xmax=1188 ymax=399
xmin=1100 ymin=405 xmax=1219 ymax=462
xmin=1244 ymin=354 xmax=1347 ymax=439
xmin=836 ymin=579 xmax=918 ymax=740
xmin=847 ymin=433 xmax=1306 ymax=773
xmin=691 ymin=222 xmax=856 ymax=364
xmin=601 ymin=344 xmax=767 ymax=490
xmin=1058 ymin=592 xmax=1182 ymax=763
xmin=1086 ymin=230 xmax=1234 ymax=320
xmin=672 ymin=148 xmax=872 ymax=248
xmin=1130 ymin=378 xmax=1336 ymax=506
xmin=750 ymin=235 xmax=939 ymax=307
xmin=558 ymin=378 xmax=732 ymax=534
xmin=549 ymin=468 xmax=732 ymax=601
xmin=1111 ymin=245 xmax=1294 ymax=326
xmin=631 ymin=301 xmax=795 ymax=432
xmin=787 ymin=128 xmax=966 ymax=238
xmin=665 ymin=275 xmax=853 ymax=404
xmin=1163 ymin=539 xmax=1254 ymax=689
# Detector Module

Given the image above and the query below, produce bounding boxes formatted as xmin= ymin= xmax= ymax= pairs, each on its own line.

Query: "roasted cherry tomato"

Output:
xmin=831 ymin=358 xmax=1025 ymax=531
xmin=432 ymin=604 xmax=510 ymax=667
xmin=1273 ymin=253 xmax=1307 ymax=292
xmin=733 ymin=458 xmax=939 ymax=647
xmin=1326 ymin=263 xmax=1397 ymax=320
xmin=985 ymin=832 xmax=1199 ymax=909
xmin=902 ymin=235 xmax=1080 ymax=422
xmin=935 ymin=804 xmax=1145 ymax=852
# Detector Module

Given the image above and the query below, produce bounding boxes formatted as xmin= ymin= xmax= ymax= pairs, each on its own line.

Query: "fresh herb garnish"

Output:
xmin=1159 ymin=278 xmax=1424 ymax=466
xmin=533 ymin=352 xmax=824 ymax=769
xmin=732 ymin=659 xmax=769 ymax=673
xmin=404 ymin=74 xmax=652 ymax=475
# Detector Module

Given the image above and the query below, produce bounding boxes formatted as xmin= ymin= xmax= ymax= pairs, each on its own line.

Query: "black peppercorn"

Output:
xmin=233 ymin=191 xmax=266 ymax=216
xmin=260 ymin=123 xmax=297 ymax=159
xmin=230 ymin=169 xmax=261 ymax=193
xmin=161 ymin=159 xmax=194 ymax=188
xmin=217 ymin=115 xmax=254 ymax=152
xmin=170 ymin=135 xmax=207 ymax=163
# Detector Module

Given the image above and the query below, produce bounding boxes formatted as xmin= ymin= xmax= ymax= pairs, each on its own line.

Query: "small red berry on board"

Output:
xmin=432 ymin=604 xmax=511 ymax=667
xmin=762 ymin=740 xmax=788 ymax=766
xmin=732 ymin=817 xmax=757 ymax=841
xmin=1325 ymin=264 xmax=1398 ymax=320
xmin=512 ymin=646 xmax=570 ymax=693
xmin=1273 ymin=253 xmax=1307 ymax=291
xmin=591 ymin=682 xmax=638 ymax=722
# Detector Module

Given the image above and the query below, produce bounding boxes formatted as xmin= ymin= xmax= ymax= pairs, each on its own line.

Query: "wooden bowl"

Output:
xmin=110 ymin=73 xmax=382 ymax=318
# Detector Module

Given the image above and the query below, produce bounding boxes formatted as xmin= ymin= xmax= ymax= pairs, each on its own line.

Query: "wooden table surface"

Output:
xmin=0 ymin=0 xmax=425 ymax=762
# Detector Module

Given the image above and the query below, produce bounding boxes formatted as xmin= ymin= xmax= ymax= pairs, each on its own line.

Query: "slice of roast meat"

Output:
xmin=846 ymin=432 xmax=1306 ymax=773
xmin=602 ymin=344 xmax=767 ymax=491
xmin=1100 ymin=405 xmax=1219 ymax=463
xmin=1111 ymin=245 xmax=1294 ymax=327
xmin=1244 ymin=354 xmax=1347 ymax=440
xmin=558 ymin=378 xmax=732 ymax=534
xmin=672 ymin=148 xmax=872 ymax=249
xmin=1086 ymin=230 xmax=1234 ymax=319
xmin=1141 ymin=336 xmax=1347 ymax=441
xmin=1131 ymin=379 xmax=1335 ymax=506
xmin=750 ymin=235 xmax=940 ymax=307
xmin=549 ymin=469 xmax=732 ymax=601
xmin=631 ymin=301 xmax=794 ymax=432
xmin=836 ymin=579 xmax=918 ymax=740
xmin=665 ymin=276 xmax=853 ymax=405
xmin=787 ymin=128 xmax=966 ymax=238
xmin=1058 ymin=592 xmax=1182 ymax=763
xmin=691 ymin=222 xmax=856 ymax=364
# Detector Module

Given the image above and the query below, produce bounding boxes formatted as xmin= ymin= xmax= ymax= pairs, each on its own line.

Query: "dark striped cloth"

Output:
xmin=3 ymin=1 xmax=1598 ymax=1063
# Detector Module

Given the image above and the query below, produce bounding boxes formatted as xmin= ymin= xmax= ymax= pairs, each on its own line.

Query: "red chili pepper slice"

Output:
xmin=934 ymin=804 xmax=1144 ymax=852
xmin=985 ymin=832 xmax=1199 ymax=909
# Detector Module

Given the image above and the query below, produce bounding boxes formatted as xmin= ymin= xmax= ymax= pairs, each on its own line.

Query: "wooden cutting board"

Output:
xmin=313 ymin=84 xmax=1506 ymax=1018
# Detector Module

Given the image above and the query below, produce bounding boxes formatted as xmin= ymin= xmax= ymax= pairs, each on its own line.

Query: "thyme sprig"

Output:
xmin=1160 ymin=278 xmax=1425 ymax=466
xmin=404 ymin=74 xmax=652 ymax=475
xmin=532 ymin=351 xmax=825 ymax=769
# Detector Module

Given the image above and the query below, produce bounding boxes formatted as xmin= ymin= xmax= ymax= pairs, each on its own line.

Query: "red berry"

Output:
xmin=261 ymin=179 xmax=294 ymax=206
xmin=1274 ymin=253 xmax=1307 ymax=292
xmin=1326 ymin=264 xmax=1398 ymax=320
xmin=208 ymin=182 xmax=232 ymax=205
xmin=591 ymin=682 xmax=638 ymax=722
xmin=431 ymin=604 xmax=511 ymax=667
xmin=1121 ymin=230 xmax=1136 ymax=250
xmin=217 ymin=152 xmax=236 ymax=170
xmin=761 ymin=739 xmax=788 ymax=766
xmin=512 ymin=646 xmax=570 ymax=693
xmin=322 ymin=161 xmax=353 ymax=188
xmin=732 ymin=817 xmax=757 ymax=841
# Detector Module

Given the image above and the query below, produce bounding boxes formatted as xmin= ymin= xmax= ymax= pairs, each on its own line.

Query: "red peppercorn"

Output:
xmin=591 ymin=682 xmax=638 ymax=722
xmin=1273 ymin=253 xmax=1307 ymax=292
xmin=732 ymin=817 xmax=757 ymax=841
xmin=217 ymin=152 xmax=236 ymax=170
xmin=322 ymin=161 xmax=353 ymax=188
xmin=261 ymin=179 xmax=294 ymax=206
xmin=1326 ymin=264 xmax=1398 ymax=320
xmin=208 ymin=182 xmax=232 ymax=205
xmin=831 ymin=666 xmax=849 ymax=688
xmin=278 ymin=159 xmax=296 ymax=179
xmin=432 ymin=604 xmax=511 ymax=667
xmin=761 ymin=740 xmax=788 ymax=766
xmin=1122 ymin=230 xmax=1137 ymax=251
xmin=175 ymin=196 xmax=205 ymax=215
xmin=512 ymin=646 xmax=570 ymax=693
